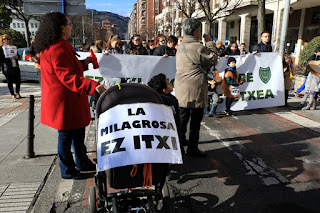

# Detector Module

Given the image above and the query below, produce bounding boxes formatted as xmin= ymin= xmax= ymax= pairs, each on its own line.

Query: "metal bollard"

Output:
xmin=25 ymin=95 xmax=35 ymax=159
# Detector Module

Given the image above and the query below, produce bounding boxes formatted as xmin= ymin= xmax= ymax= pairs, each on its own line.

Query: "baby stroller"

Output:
xmin=89 ymin=83 xmax=179 ymax=213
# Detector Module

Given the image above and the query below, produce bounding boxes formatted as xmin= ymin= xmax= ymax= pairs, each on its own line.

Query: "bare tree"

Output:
xmin=175 ymin=0 xmax=197 ymax=18
xmin=174 ymin=0 xmax=242 ymax=35
xmin=3 ymin=0 xmax=33 ymax=47
xmin=69 ymin=15 xmax=94 ymax=45
xmin=257 ymin=0 xmax=265 ymax=43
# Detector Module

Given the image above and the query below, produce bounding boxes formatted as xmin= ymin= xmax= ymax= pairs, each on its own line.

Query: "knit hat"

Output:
xmin=227 ymin=57 xmax=236 ymax=65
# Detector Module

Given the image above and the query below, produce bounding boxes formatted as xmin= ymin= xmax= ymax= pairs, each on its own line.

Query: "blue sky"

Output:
xmin=86 ymin=0 xmax=136 ymax=17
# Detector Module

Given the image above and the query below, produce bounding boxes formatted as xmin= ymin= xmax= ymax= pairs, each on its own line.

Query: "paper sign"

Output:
xmin=2 ymin=45 xmax=17 ymax=58
xmin=97 ymin=103 xmax=183 ymax=172
xmin=231 ymin=86 xmax=240 ymax=96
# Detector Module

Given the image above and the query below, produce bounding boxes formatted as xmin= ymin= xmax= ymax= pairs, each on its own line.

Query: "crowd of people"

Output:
xmin=1 ymin=12 xmax=320 ymax=179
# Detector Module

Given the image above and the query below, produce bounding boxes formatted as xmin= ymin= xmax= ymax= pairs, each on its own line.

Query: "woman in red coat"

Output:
xmin=33 ymin=12 xmax=106 ymax=179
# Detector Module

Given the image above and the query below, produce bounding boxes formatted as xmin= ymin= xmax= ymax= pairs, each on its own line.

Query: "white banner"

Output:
xmin=2 ymin=45 xmax=17 ymax=58
xmin=78 ymin=52 xmax=284 ymax=113
xmin=97 ymin=103 xmax=183 ymax=172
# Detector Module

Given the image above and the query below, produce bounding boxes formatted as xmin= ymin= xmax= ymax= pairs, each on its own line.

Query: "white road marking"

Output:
xmin=201 ymin=122 xmax=289 ymax=186
xmin=267 ymin=109 xmax=320 ymax=133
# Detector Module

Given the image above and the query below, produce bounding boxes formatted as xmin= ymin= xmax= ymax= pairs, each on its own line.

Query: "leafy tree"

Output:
xmin=3 ymin=0 xmax=33 ymax=47
xmin=0 ymin=28 xmax=27 ymax=48
xmin=299 ymin=36 xmax=320 ymax=66
xmin=0 ymin=5 xmax=12 ymax=29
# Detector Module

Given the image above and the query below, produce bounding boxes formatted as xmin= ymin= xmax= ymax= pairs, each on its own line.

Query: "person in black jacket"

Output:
xmin=220 ymin=42 xmax=240 ymax=57
xmin=153 ymin=35 xmax=178 ymax=57
xmin=0 ymin=34 xmax=21 ymax=99
xmin=252 ymin=31 xmax=272 ymax=54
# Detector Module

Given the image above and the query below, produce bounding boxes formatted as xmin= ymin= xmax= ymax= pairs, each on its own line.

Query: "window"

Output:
xmin=13 ymin=23 xmax=16 ymax=28
xmin=17 ymin=23 xmax=20 ymax=28
xmin=35 ymin=23 xmax=38 ymax=28
xmin=31 ymin=23 xmax=34 ymax=28
xmin=21 ymin=23 xmax=24 ymax=28
xmin=31 ymin=31 xmax=35 ymax=36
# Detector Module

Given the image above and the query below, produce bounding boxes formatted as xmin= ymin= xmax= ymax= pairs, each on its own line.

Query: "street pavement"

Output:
xmin=1 ymin=80 xmax=320 ymax=212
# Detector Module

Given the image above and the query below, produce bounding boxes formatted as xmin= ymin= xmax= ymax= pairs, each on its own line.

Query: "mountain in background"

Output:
xmin=87 ymin=9 xmax=129 ymax=38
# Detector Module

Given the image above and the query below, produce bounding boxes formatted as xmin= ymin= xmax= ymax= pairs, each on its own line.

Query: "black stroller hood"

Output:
xmin=95 ymin=83 xmax=164 ymax=119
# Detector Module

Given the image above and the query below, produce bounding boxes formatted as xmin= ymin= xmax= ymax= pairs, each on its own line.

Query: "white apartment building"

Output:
xmin=10 ymin=17 xmax=40 ymax=41
xmin=154 ymin=0 xmax=320 ymax=64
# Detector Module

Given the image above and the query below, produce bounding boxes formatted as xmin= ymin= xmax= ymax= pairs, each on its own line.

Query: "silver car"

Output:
xmin=17 ymin=48 xmax=40 ymax=82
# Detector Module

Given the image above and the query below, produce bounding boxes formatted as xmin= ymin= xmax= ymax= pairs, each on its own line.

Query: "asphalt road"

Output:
xmin=32 ymin=95 xmax=320 ymax=213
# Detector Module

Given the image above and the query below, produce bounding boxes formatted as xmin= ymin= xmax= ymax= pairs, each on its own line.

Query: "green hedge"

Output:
xmin=299 ymin=36 xmax=320 ymax=66
xmin=0 ymin=29 xmax=27 ymax=48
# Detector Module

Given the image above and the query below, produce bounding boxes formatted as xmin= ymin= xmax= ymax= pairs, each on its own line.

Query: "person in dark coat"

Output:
xmin=33 ymin=12 xmax=106 ymax=180
xmin=128 ymin=34 xmax=148 ymax=55
xmin=147 ymin=41 xmax=155 ymax=55
xmin=239 ymin=43 xmax=248 ymax=56
xmin=0 ymin=34 xmax=21 ymax=99
xmin=153 ymin=35 xmax=178 ymax=57
xmin=220 ymin=42 xmax=240 ymax=57
xmin=252 ymin=31 xmax=272 ymax=54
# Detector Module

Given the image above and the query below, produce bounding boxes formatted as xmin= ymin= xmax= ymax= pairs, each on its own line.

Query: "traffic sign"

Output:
xmin=23 ymin=0 xmax=86 ymax=15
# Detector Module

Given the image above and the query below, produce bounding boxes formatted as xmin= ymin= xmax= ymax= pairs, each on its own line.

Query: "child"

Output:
xmin=301 ymin=61 xmax=320 ymax=110
xmin=206 ymin=67 xmax=222 ymax=118
xmin=295 ymin=47 xmax=320 ymax=97
xmin=147 ymin=73 xmax=184 ymax=154
xmin=221 ymin=57 xmax=242 ymax=116
xmin=283 ymin=55 xmax=295 ymax=106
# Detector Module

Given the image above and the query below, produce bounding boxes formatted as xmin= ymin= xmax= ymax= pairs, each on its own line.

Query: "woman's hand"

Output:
xmin=13 ymin=55 xmax=19 ymax=59
xmin=95 ymin=84 xmax=107 ymax=95
xmin=163 ymin=54 xmax=168 ymax=58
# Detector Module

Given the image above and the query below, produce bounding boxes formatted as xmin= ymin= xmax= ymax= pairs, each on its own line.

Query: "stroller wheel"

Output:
xmin=112 ymin=197 xmax=119 ymax=213
xmin=147 ymin=195 xmax=157 ymax=213
xmin=88 ymin=186 xmax=97 ymax=213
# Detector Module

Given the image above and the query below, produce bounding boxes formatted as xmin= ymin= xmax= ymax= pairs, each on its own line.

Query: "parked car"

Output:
xmin=17 ymin=47 xmax=40 ymax=82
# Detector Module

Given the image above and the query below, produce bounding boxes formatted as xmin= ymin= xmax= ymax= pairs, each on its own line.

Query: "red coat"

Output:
xmin=40 ymin=38 xmax=99 ymax=130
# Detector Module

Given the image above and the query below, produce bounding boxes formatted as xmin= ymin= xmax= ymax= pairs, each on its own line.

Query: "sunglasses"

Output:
xmin=3 ymin=38 xmax=10 ymax=41
xmin=159 ymin=40 xmax=165 ymax=43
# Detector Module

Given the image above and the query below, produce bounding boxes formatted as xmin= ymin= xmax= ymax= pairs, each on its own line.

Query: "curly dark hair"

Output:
xmin=147 ymin=73 xmax=167 ymax=94
xmin=33 ymin=12 xmax=68 ymax=53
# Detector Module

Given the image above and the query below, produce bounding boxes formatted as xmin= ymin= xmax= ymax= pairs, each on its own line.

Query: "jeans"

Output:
xmin=57 ymin=128 xmax=91 ymax=178
xmin=180 ymin=107 xmax=204 ymax=150
xmin=225 ymin=97 xmax=234 ymax=112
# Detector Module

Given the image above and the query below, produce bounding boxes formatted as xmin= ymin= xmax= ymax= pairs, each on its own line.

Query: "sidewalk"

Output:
xmin=0 ymin=82 xmax=57 ymax=213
